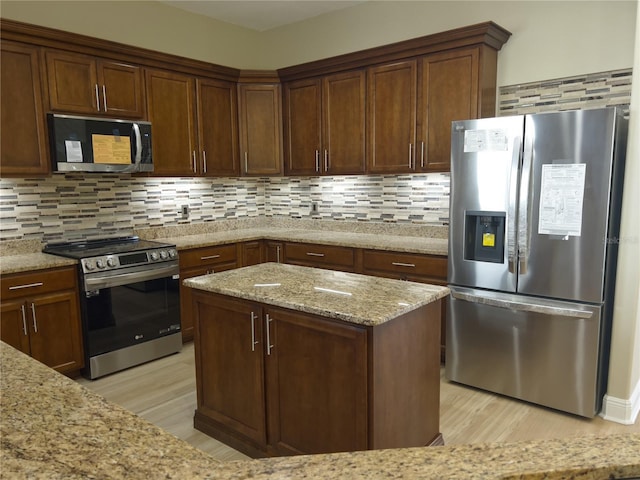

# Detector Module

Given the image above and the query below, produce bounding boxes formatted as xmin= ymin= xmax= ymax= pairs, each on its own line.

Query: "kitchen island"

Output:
xmin=2 ymin=340 xmax=639 ymax=479
xmin=184 ymin=263 xmax=448 ymax=457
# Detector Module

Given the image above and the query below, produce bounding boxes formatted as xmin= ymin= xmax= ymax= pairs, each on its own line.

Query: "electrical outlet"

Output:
xmin=181 ymin=205 xmax=189 ymax=219
xmin=311 ymin=202 xmax=319 ymax=213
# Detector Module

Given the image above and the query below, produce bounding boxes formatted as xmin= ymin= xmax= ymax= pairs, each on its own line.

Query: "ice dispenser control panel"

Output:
xmin=464 ymin=211 xmax=505 ymax=263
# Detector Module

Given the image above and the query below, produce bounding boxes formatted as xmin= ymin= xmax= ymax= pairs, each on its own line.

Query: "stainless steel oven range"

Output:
xmin=43 ymin=236 xmax=181 ymax=379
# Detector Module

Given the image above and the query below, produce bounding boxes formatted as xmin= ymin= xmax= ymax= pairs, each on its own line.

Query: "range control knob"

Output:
xmin=150 ymin=251 xmax=159 ymax=261
xmin=169 ymin=249 xmax=177 ymax=258
xmin=160 ymin=250 xmax=168 ymax=260
xmin=84 ymin=260 xmax=95 ymax=271
xmin=96 ymin=259 xmax=106 ymax=269
xmin=107 ymin=258 xmax=116 ymax=268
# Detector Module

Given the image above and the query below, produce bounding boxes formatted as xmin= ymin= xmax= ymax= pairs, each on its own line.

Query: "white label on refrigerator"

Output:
xmin=64 ymin=140 xmax=83 ymax=163
xmin=538 ymin=163 xmax=586 ymax=237
xmin=463 ymin=129 xmax=509 ymax=152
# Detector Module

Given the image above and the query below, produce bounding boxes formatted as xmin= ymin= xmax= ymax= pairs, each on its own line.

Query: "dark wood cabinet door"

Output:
xmin=242 ymin=241 xmax=264 ymax=266
xmin=367 ymin=60 xmax=417 ymax=173
xmin=46 ymin=50 xmax=99 ymax=114
xmin=323 ymin=70 xmax=366 ymax=175
xmin=193 ymin=293 xmax=267 ymax=446
xmin=0 ymin=300 xmax=31 ymax=354
xmin=97 ymin=60 xmax=145 ymax=118
xmin=419 ymin=48 xmax=479 ymax=172
xmin=179 ymin=265 xmax=209 ymax=343
xmin=197 ymin=79 xmax=239 ymax=176
xmin=238 ymin=84 xmax=283 ymax=176
xmin=146 ymin=69 xmax=197 ymax=176
xmin=265 ymin=241 xmax=284 ymax=263
xmin=265 ymin=307 xmax=368 ymax=455
xmin=0 ymin=41 xmax=49 ymax=176
xmin=28 ymin=291 xmax=83 ymax=373
xmin=283 ymin=79 xmax=322 ymax=175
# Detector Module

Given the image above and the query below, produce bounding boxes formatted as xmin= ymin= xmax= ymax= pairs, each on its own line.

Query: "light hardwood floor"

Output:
xmin=77 ymin=342 xmax=639 ymax=462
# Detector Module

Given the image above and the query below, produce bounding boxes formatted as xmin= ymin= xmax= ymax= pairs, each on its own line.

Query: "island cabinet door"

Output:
xmin=192 ymin=293 xmax=267 ymax=448
xmin=264 ymin=307 xmax=368 ymax=455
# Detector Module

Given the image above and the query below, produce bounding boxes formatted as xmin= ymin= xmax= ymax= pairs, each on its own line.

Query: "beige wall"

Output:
xmin=1 ymin=1 xmax=636 ymax=87
xmin=607 ymin=0 xmax=640 ymax=417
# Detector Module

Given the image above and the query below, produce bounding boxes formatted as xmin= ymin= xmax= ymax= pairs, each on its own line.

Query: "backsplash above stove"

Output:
xmin=0 ymin=173 xmax=450 ymax=242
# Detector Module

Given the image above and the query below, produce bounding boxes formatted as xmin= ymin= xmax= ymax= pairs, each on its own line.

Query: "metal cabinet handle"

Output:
xmin=250 ymin=312 xmax=259 ymax=352
xmin=102 ymin=85 xmax=108 ymax=111
xmin=30 ymin=303 xmax=38 ymax=333
xmin=9 ymin=282 xmax=43 ymax=290
xmin=315 ymin=150 xmax=319 ymax=173
xmin=420 ymin=141 xmax=425 ymax=168
xmin=95 ymin=84 xmax=100 ymax=111
xmin=265 ymin=313 xmax=274 ymax=355
xmin=324 ymin=150 xmax=329 ymax=171
xmin=408 ymin=143 xmax=412 ymax=169
xmin=306 ymin=252 xmax=325 ymax=257
xmin=192 ymin=151 xmax=197 ymax=173
xmin=244 ymin=152 xmax=248 ymax=173
xmin=200 ymin=254 xmax=221 ymax=261
xmin=276 ymin=245 xmax=281 ymax=263
xmin=392 ymin=262 xmax=416 ymax=268
xmin=202 ymin=151 xmax=207 ymax=174
xmin=20 ymin=304 xmax=27 ymax=336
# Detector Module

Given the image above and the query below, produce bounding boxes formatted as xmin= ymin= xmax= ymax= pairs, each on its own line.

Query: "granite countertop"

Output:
xmin=2 ymin=341 xmax=639 ymax=480
xmin=183 ymin=262 xmax=449 ymax=326
xmin=0 ymin=252 xmax=77 ymax=275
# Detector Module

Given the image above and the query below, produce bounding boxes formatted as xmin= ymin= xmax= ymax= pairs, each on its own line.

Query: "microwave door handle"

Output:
xmin=507 ymin=136 xmax=521 ymax=274
xmin=133 ymin=123 xmax=142 ymax=167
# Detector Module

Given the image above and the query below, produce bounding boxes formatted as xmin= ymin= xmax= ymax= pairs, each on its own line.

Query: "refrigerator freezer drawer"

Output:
xmin=445 ymin=287 xmax=604 ymax=417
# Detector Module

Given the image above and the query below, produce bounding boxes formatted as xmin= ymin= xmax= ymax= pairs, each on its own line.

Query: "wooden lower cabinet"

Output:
xmin=0 ymin=267 xmax=83 ymax=374
xmin=191 ymin=291 xmax=442 ymax=457
xmin=283 ymin=242 xmax=355 ymax=272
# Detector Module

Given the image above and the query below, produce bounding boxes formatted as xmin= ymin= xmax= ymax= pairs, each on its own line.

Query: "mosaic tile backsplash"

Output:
xmin=0 ymin=68 xmax=632 ymax=243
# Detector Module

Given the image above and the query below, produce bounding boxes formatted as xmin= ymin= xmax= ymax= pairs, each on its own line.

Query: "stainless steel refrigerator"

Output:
xmin=446 ymin=107 xmax=628 ymax=417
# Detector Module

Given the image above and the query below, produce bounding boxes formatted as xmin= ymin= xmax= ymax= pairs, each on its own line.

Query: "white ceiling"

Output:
xmin=160 ymin=1 xmax=367 ymax=32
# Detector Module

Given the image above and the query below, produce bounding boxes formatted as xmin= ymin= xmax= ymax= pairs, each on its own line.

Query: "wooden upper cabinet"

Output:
xmin=284 ymin=71 xmax=366 ymax=176
xmin=0 ymin=41 xmax=49 ymax=176
xmin=322 ymin=70 xmax=366 ymax=175
xmin=45 ymin=50 xmax=145 ymax=118
xmin=367 ymin=60 xmax=417 ymax=174
xmin=419 ymin=47 xmax=481 ymax=172
xmin=283 ymin=79 xmax=322 ymax=175
xmin=238 ymin=83 xmax=283 ymax=176
xmin=196 ymin=79 xmax=240 ymax=176
xmin=145 ymin=69 xmax=197 ymax=176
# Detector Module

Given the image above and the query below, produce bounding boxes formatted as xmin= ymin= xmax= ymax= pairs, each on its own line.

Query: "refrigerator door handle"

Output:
xmin=507 ymin=136 xmax=521 ymax=273
xmin=518 ymin=132 xmax=534 ymax=274
xmin=450 ymin=289 xmax=594 ymax=319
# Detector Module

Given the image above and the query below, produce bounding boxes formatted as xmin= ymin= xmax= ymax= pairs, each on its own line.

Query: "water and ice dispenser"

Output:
xmin=464 ymin=211 xmax=505 ymax=263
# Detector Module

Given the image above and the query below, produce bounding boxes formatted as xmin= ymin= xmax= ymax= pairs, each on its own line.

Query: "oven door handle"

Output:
xmin=84 ymin=264 xmax=179 ymax=290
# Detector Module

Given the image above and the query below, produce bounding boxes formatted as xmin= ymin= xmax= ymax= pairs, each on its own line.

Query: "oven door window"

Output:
xmin=83 ymin=276 xmax=180 ymax=356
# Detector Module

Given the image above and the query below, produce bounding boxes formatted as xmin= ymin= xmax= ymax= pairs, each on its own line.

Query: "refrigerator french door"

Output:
xmin=446 ymin=108 xmax=627 ymax=417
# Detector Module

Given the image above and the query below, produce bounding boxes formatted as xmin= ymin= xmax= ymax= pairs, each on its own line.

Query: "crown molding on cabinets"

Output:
xmin=0 ymin=18 xmax=240 ymax=82
xmin=277 ymin=21 xmax=511 ymax=83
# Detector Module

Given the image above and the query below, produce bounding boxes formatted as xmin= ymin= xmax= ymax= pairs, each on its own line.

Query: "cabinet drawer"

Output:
xmin=285 ymin=243 xmax=355 ymax=268
xmin=361 ymin=250 xmax=447 ymax=281
xmin=1 ymin=267 xmax=77 ymax=300
xmin=179 ymin=244 xmax=238 ymax=269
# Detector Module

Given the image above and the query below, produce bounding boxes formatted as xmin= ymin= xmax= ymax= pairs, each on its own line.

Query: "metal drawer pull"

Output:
xmin=9 ymin=282 xmax=44 ymax=290
xmin=250 ymin=312 xmax=258 ymax=352
xmin=306 ymin=252 xmax=325 ymax=257
xmin=30 ymin=303 xmax=38 ymax=333
xmin=20 ymin=305 xmax=27 ymax=336
xmin=392 ymin=262 xmax=416 ymax=268
xmin=266 ymin=314 xmax=274 ymax=355
xmin=200 ymin=254 xmax=221 ymax=260
xmin=276 ymin=245 xmax=281 ymax=263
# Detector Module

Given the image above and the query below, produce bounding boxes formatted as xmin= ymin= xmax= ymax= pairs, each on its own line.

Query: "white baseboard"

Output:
xmin=600 ymin=379 xmax=640 ymax=424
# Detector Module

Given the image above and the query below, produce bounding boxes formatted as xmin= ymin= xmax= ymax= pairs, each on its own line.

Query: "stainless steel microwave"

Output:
xmin=48 ymin=114 xmax=153 ymax=173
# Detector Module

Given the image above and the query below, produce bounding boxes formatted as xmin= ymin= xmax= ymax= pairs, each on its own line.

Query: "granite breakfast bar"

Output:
xmin=184 ymin=262 xmax=449 ymax=457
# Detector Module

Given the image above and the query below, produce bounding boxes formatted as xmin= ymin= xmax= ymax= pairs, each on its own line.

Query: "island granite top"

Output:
xmin=183 ymin=262 xmax=449 ymax=326
xmin=2 ymin=341 xmax=639 ymax=480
